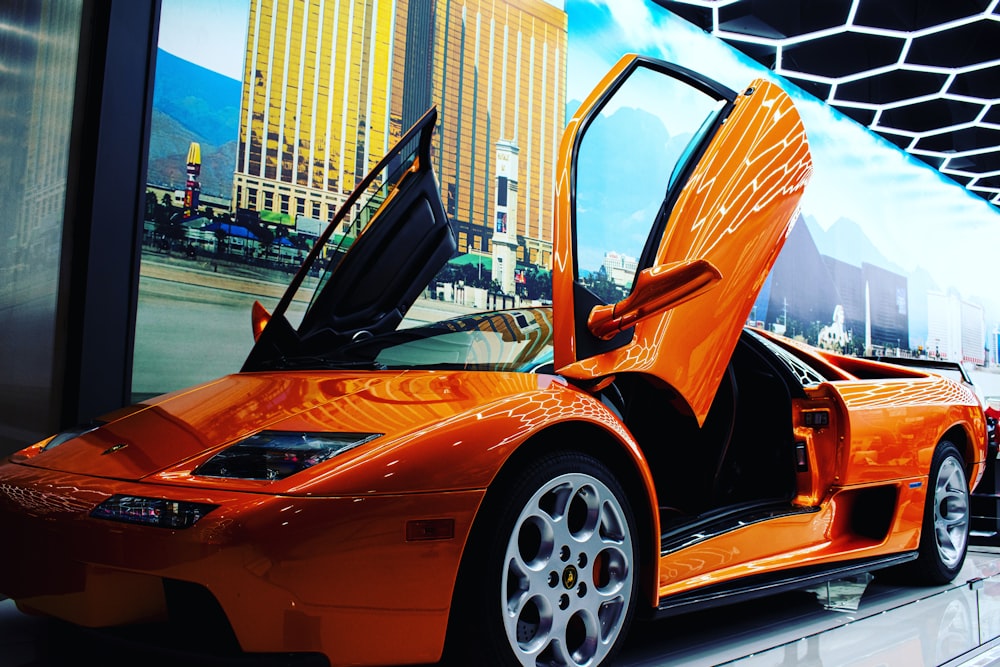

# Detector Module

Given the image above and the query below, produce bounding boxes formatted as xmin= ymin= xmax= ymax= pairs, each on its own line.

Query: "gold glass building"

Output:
xmin=233 ymin=0 xmax=399 ymax=227
xmin=233 ymin=0 xmax=567 ymax=270
xmin=422 ymin=0 xmax=567 ymax=268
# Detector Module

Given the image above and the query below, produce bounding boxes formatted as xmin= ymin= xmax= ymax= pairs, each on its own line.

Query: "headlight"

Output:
xmin=91 ymin=495 xmax=218 ymax=529
xmin=193 ymin=431 xmax=382 ymax=481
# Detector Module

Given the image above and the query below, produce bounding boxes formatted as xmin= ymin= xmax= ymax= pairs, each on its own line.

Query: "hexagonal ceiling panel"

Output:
xmin=655 ymin=0 xmax=1000 ymax=208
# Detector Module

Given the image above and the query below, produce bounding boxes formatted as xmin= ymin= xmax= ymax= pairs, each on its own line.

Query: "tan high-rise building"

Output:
xmin=233 ymin=0 xmax=567 ymax=270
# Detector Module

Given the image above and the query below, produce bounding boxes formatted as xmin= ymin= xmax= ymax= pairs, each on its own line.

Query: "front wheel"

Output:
xmin=448 ymin=451 xmax=639 ymax=666
xmin=911 ymin=440 xmax=970 ymax=585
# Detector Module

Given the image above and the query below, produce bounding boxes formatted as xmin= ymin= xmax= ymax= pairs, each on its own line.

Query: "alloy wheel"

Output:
xmin=501 ymin=472 xmax=634 ymax=666
xmin=932 ymin=455 xmax=968 ymax=570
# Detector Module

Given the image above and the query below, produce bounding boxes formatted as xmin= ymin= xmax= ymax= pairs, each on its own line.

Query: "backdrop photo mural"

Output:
xmin=134 ymin=0 xmax=1000 ymax=398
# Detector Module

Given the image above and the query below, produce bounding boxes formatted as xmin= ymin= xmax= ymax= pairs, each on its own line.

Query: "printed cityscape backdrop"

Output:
xmin=135 ymin=0 xmax=1000 ymax=396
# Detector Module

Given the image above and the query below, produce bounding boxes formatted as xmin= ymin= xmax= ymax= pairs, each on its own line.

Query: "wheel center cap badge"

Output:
xmin=562 ymin=565 xmax=578 ymax=589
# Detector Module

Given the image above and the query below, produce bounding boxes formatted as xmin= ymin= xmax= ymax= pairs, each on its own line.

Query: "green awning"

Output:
xmin=448 ymin=254 xmax=492 ymax=270
xmin=260 ymin=209 xmax=293 ymax=226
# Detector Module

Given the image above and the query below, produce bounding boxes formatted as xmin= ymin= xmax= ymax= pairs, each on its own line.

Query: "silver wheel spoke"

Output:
xmin=501 ymin=470 xmax=633 ymax=666
xmin=933 ymin=456 xmax=968 ymax=569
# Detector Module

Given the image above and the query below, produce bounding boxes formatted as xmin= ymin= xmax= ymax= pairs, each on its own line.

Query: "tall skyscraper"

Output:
xmin=233 ymin=0 xmax=400 ymax=229
xmin=419 ymin=0 xmax=568 ymax=270
xmin=233 ymin=0 xmax=567 ymax=271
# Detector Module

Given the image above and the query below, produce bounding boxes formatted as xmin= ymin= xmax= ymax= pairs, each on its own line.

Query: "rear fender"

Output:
xmin=826 ymin=377 xmax=986 ymax=487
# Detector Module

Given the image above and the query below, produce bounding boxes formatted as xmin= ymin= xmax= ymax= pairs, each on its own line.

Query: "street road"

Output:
xmin=133 ymin=275 xmax=280 ymax=397
xmin=132 ymin=272 xmax=473 ymax=398
xmin=133 ymin=262 xmax=1000 ymax=406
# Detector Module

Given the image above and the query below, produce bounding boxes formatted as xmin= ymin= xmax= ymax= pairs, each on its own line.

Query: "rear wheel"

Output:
xmin=448 ymin=451 xmax=638 ymax=666
xmin=911 ymin=441 xmax=970 ymax=585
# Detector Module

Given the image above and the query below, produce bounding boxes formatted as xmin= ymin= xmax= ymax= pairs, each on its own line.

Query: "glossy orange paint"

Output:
xmin=554 ymin=56 xmax=812 ymax=426
xmin=586 ymin=259 xmax=722 ymax=340
xmin=0 ymin=369 xmax=659 ymax=665
xmin=14 ymin=371 xmax=653 ymax=497
xmin=760 ymin=329 xmax=987 ymax=486
xmin=0 ymin=462 xmax=480 ymax=664
xmin=643 ymin=327 xmax=986 ymax=601
xmin=656 ymin=479 xmax=929 ymax=597
xmin=0 ymin=53 xmax=989 ymax=667
xmin=251 ymin=300 xmax=270 ymax=342
xmin=652 ymin=377 xmax=984 ymax=600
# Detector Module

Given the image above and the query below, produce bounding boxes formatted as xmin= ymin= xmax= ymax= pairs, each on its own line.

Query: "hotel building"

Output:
xmin=232 ymin=0 xmax=567 ymax=270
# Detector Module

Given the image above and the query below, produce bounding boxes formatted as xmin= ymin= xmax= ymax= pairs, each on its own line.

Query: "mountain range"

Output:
xmin=147 ymin=50 xmax=241 ymax=198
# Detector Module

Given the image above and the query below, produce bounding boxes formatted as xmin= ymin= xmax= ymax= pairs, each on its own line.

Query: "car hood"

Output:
xmin=19 ymin=370 xmax=558 ymax=486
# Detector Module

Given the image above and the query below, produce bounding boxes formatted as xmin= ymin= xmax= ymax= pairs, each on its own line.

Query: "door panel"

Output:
xmin=552 ymin=55 xmax=812 ymax=424
xmin=243 ymin=108 xmax=456 ymax=371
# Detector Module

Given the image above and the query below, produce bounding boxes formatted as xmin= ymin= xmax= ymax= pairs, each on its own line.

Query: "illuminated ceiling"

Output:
xmin=656 ymin=0 xmax=1000 ymax=208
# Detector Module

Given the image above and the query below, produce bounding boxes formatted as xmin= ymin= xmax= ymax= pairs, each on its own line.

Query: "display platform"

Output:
xmin=616 ymin=546 xmax=1000 ymax=667
xmin=1 ymin=548 xmax=999 ymax=666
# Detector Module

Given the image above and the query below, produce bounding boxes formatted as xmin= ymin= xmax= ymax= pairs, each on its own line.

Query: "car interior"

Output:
xmin=607 ymin=330 xmax=805 ymax=544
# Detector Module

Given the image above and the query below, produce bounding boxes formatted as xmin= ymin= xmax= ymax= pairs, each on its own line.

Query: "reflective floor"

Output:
xmin=2 ymin=548 xmax=1000 ymax=667
xmin=617 ymin=546 xmax=1000 ymax=667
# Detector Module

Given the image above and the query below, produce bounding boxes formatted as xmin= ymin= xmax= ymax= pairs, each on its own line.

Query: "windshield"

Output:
xmin=259 ymin=307 xmax=554 ymax=373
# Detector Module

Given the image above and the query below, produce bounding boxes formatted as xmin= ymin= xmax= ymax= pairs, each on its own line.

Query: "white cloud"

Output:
xmin=566 ymin=0 xmax=1000 ymax=320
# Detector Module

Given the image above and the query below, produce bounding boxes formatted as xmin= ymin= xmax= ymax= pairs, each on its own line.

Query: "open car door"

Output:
xmin=243 ymin=108 xmax=456 ymax=371
xmin=551 ymin=55 xmax=812 ymax=424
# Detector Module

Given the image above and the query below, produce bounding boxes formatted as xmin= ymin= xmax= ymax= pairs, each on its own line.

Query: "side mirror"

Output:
xmin=251 ymin=300 xmax=272 ymax=342
xmin=587 ymin=259 xmax=722 ymax=340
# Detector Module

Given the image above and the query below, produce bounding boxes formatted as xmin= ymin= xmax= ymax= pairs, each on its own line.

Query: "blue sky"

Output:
xmin=158 ymin=0 xmax=250 ymax=80
xmin=565 ymin=0 xmax=999 ymax=317
xmin=156 ymin=0 xmax=1000 ymax=327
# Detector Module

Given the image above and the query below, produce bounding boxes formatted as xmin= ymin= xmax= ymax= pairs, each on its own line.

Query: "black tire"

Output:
xmin=908 ymin=440 xmax=970 ymax=585
xmin=446 ymin=451 xmax=639 ymax=666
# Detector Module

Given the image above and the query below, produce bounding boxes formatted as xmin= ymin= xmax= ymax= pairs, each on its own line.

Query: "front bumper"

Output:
xmin=0 ymin=461 xmax=483 ymax=666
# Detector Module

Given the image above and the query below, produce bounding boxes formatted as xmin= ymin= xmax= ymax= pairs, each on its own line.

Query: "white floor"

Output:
xmin=617 ymin=546 xmax=1000 ymax=667
xmin=1 ymin=547 xmax=999 ymax=666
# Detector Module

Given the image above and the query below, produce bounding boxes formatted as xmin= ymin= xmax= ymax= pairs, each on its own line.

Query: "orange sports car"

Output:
xmin=0 ymin=55 xmax=988 ymax=667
